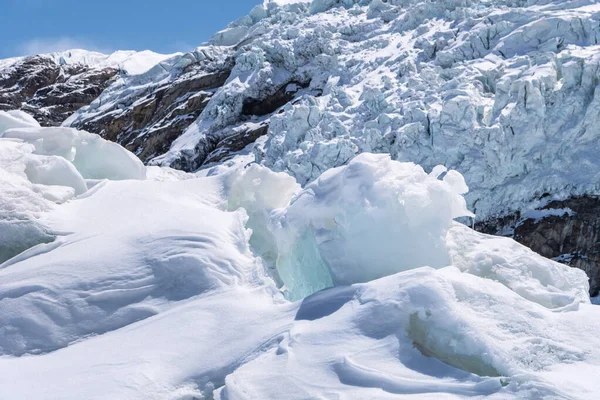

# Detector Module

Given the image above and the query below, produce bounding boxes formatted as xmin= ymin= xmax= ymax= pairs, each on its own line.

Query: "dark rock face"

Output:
xmin=242 ymin=81 xmax=308 ymax=117
xmin=0 ymin=56 xmax=118 ymax=126
xmin=62 ymin=48 xmax=240 ymax=164
xmin=74 ymin=69 xmax=232 ymax=162
xmin=204 ymin=123 xmax=269 ymax=164
xmin=168 ymin=79 xmax=311 ymax=172
xmin=477 ymin=196 xmax=600 ymax=297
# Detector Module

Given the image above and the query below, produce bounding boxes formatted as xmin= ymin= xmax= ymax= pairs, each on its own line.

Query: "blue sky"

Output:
xmin=0 ymin=0 xmax=263 ymax=58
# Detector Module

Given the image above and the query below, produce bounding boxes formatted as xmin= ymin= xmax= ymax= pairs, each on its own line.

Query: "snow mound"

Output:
xmin=1 ymin=126 xmax=146 ymax=180
xmin=448 ymin=222 xmax=590 ymax=310
xmin=217 ymin=266 xmax=599 ymax=400
xmin=0 ymin=175 xmax=272 ymax=356
xmin=0 ymin=110 xmax=40 ymax=132
xmin=231 ymin=153 xmax=474 ymax=300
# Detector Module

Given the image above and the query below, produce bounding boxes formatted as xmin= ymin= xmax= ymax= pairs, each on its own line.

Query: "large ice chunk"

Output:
xmin=1 ymin=127 xmax=146 ymax=180
xmin=230 ymin=153 xmax=474 ymax=300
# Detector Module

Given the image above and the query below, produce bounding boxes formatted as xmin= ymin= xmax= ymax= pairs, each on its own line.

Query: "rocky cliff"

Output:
xmin=0 ymin=55 xmax=118 ymax=126
xmin=0 ymin=50 xmax=175 ymax=127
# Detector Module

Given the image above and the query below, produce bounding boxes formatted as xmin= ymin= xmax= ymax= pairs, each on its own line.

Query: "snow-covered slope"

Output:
xmin=0 ymin=112 xmax=598 ymax=399
xmin=1 ymin=49 xmax=176 ymax=76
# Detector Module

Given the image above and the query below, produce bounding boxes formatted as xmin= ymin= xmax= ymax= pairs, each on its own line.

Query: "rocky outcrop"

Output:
xmin=61 ymin=47 xmax=243 ymax=164
xmin=72 ymin=69 xmax=232 ymax=162
xmin=0 ymin=56 xmax=118 ymax=126
xmin=204 ymin=122 xmax=269 ymax=164
xmin=477 ymin=196 xmax=600 ymax=297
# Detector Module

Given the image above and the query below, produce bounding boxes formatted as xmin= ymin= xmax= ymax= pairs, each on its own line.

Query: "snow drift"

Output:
xmin=0 ymin=111 xmax=598 ymax=399
xmin=0 ymin=112 xmax=146 ymax=264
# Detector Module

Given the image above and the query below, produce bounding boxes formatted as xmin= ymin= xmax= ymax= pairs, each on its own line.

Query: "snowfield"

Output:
xmin=1 ymin=111 xmax=599 ymax=399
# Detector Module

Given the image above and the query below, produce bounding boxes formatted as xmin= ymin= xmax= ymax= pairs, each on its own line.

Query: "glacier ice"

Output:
xmin=73 ymin=0 xmax=600 ymax=223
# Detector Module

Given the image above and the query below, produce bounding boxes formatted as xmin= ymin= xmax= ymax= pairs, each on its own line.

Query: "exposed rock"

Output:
xmin=204 ymin=122 xmax=269 ymax=164
xmin=242 ymin=81 xmax=308 ymax=117
xmin=0 ymin=56 xmax=118 ymax=126
xmin=73 ymin=69 xmax=231 ymax=162
xmin=65 ymin=49 xmax=237 ymax=164
xmin=477 ymin=196 xmax=600 ymax=297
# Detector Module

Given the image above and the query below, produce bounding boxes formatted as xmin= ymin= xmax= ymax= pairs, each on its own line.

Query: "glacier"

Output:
xmin=1 ymin=111 xmax=599 ymax=399
xmin=62 ymin=0 xmax=600 ymax=223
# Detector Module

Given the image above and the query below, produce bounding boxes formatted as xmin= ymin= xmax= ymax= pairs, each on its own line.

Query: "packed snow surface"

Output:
xmin=1 ymin=112 xmax=599 ymax=399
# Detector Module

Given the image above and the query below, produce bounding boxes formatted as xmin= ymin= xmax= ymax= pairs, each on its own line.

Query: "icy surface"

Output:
xmin=1 ymin=127 xmax=598 ymax=398
xmin=1 ymin=126 xmax=146 ymax=180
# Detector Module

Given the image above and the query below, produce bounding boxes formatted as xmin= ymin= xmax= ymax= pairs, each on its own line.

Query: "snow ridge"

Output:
xmin=2 ymin=49 xmax=176 ymax=76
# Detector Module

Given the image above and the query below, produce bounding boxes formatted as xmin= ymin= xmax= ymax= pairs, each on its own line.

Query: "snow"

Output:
xmin=1 ymin=111 xmax=599 ymax=398
xmin=1 ymin=126 xmax=146 ymax=180
xmin=216 ymin=266 xmax=600 ymax=400
xmin=0 ymin=140 xmax=59 ymax=264
xmin=3 ymin=0 xmax=600 ymax=397
xmin=1 ymin=49 xmax=177 ymax=76
xmin=0 ymin=112 xmax=146 ymax=265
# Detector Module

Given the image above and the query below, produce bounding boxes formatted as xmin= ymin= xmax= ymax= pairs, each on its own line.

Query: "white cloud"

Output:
xmin=16 ymin=37 xmax=111 ymax=56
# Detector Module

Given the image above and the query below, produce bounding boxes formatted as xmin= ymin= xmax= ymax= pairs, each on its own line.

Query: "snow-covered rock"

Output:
xmin=0 ymin=50 xmax=174 ymax=127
